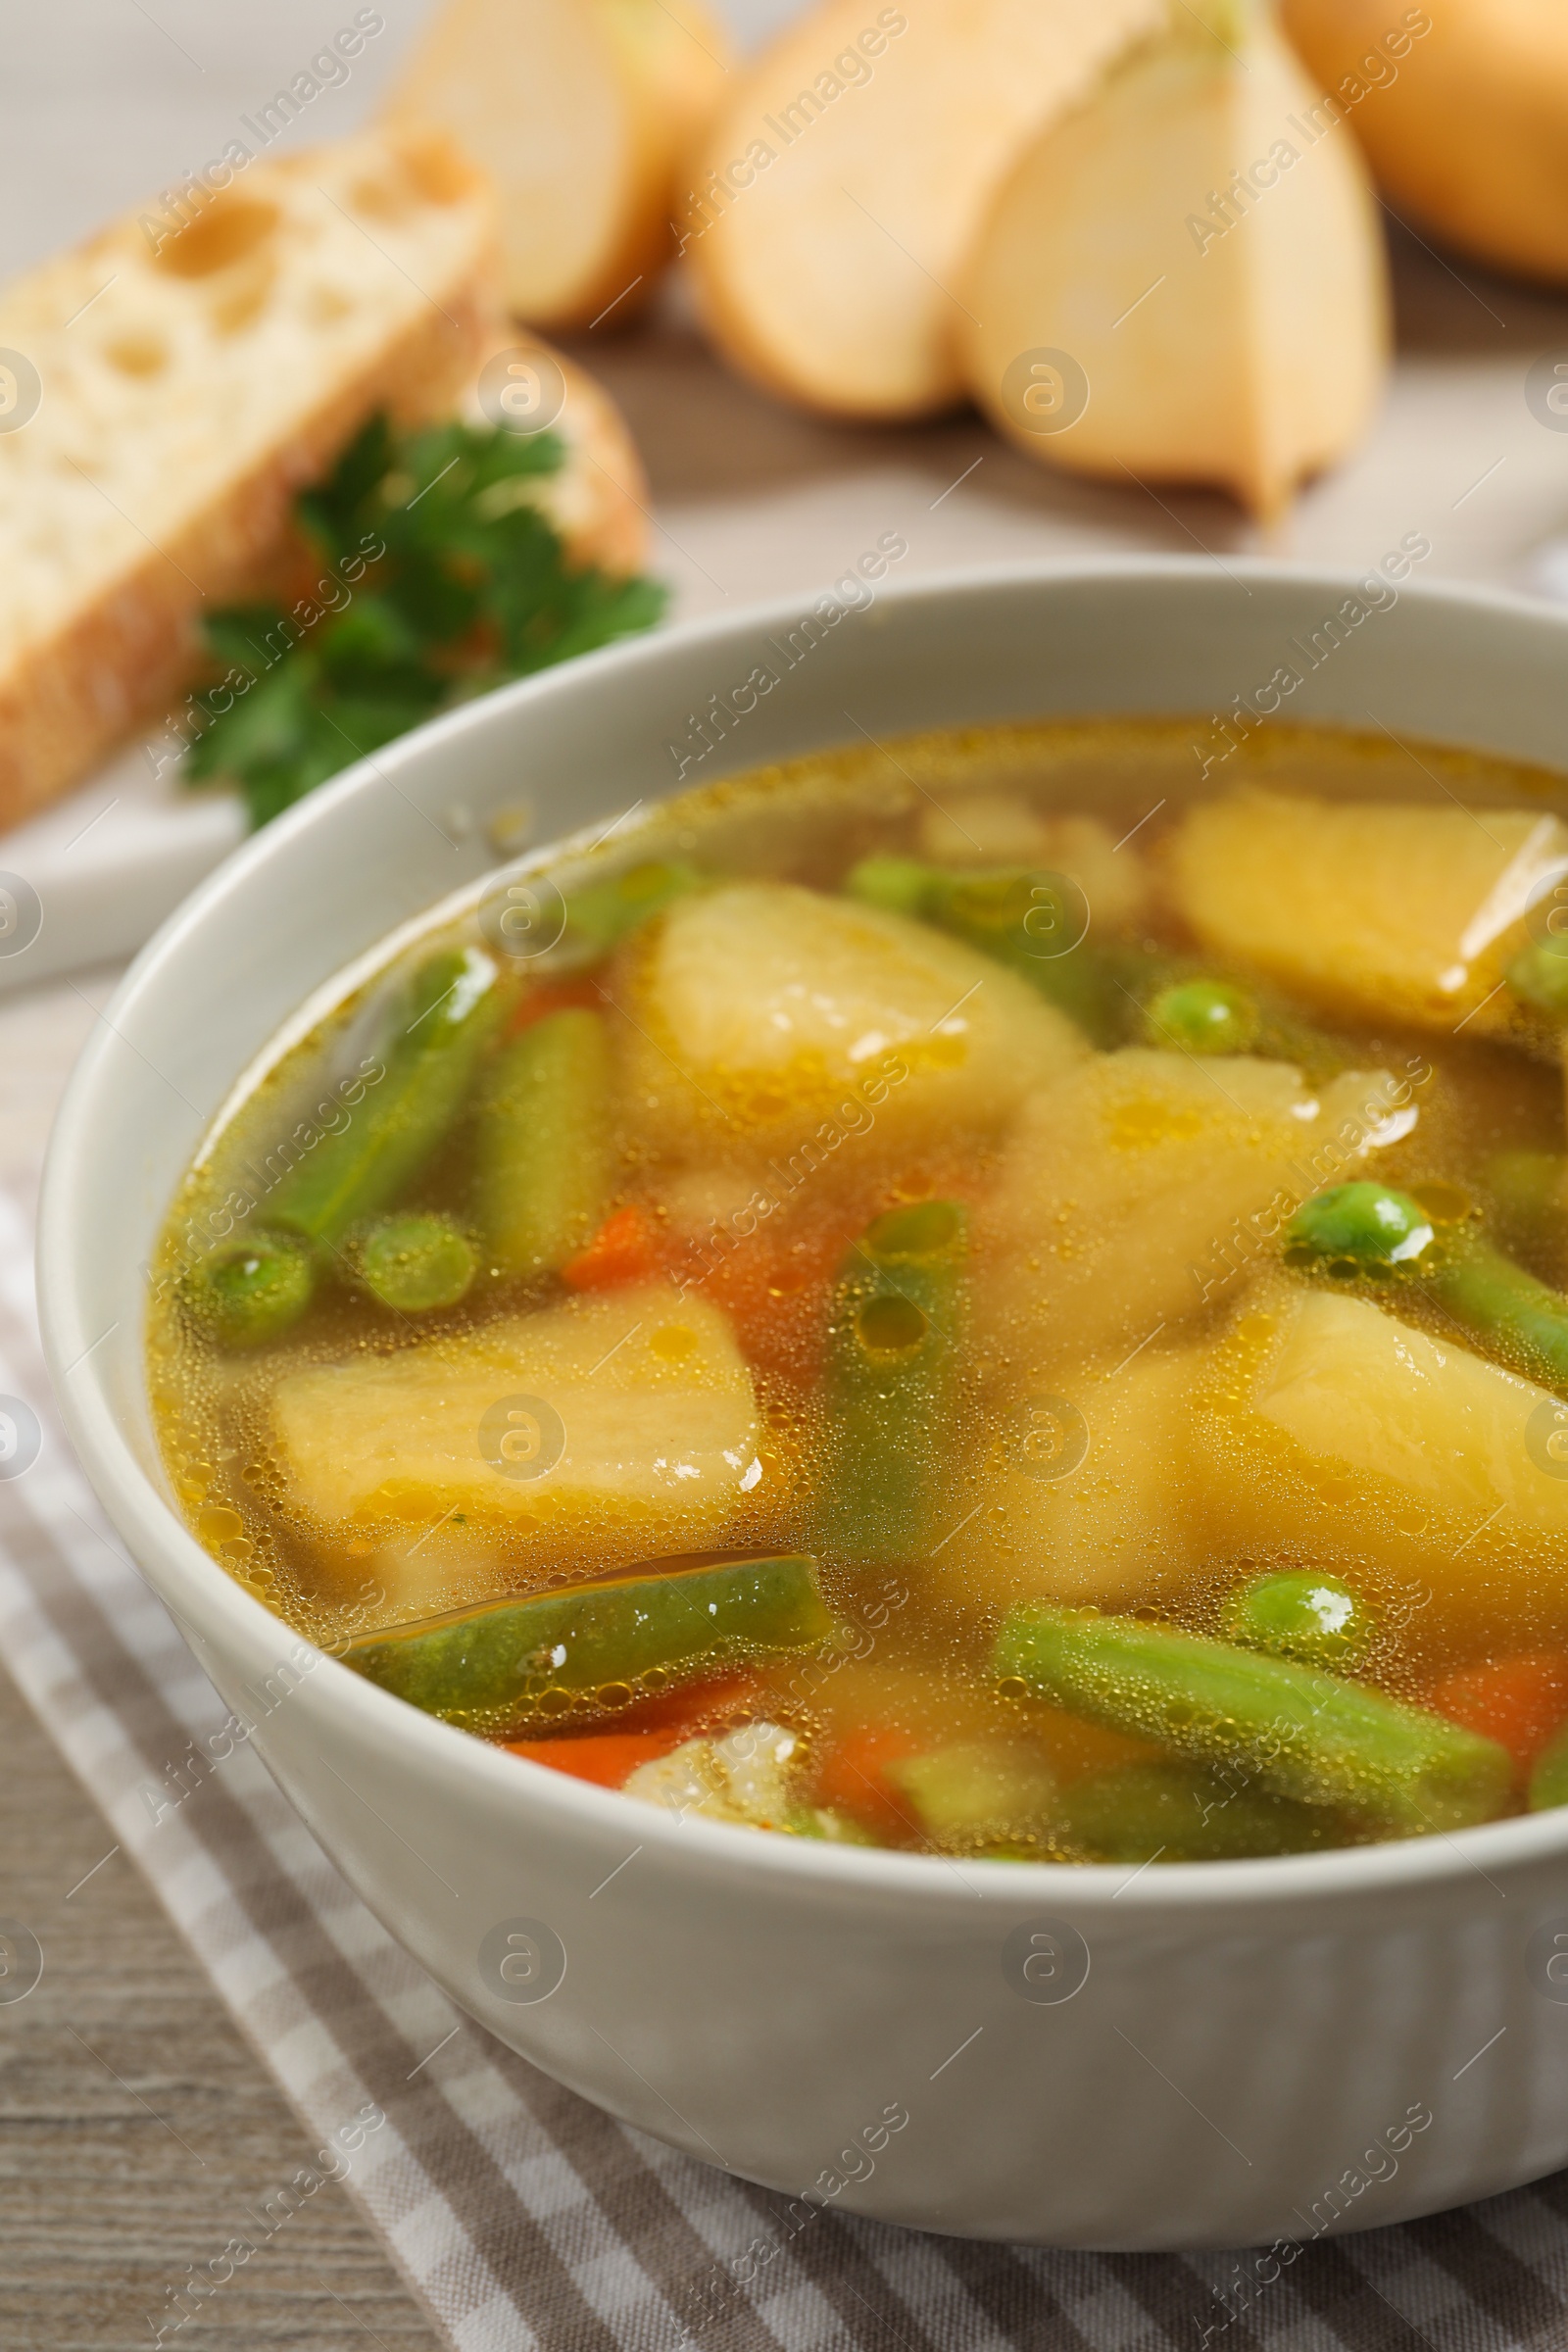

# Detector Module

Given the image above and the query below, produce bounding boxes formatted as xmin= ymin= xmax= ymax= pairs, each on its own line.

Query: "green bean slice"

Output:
xmin=1058 ymin=1761 xmax=1342 ymax=1862
xmin=816 ymin=1200 xmax=967 ymax=1564
xmin=269 ymin=948 xmax=502 ymax=1248
xmin=178 ymin=1229 xmax=315 ymax=1350
xmin=550 ymin=859 xmax=702 ymax=973
xmin=995 ymin=1605 xmax=1511 ymax=1838
xmin=346 ymin=1553 xmax=831 ymax=1737
xmin=344 ymin=1213 xmax=477 ymax=1312
xmin=472 ymin=1007 xmax=612 ymax=1279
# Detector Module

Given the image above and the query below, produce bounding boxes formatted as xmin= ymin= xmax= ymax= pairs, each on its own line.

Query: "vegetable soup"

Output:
xmin=149 ymin=716 xmax=1568 ymax=1861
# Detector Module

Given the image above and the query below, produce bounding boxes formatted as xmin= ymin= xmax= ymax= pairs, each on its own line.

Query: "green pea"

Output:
xmin=1286 ymin=1182 xmax=1434 ymax=1271
xmin=179 ymin=1229 xmax=315 ymax=1350
xmin=345 ymin=1213 xmax=477 ymax=1312
xmin=1222 ymin=1570 xmax=1376 ymax=1673
xmin=1289 ymin=1183 xmax=1568 ymax=1393
xmin=1144 ymin=977 xmax=1260 ymax=1055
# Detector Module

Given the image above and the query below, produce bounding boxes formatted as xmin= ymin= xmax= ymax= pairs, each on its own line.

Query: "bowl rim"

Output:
xmin=38 ymin=552 xmax=1568 ymax=1920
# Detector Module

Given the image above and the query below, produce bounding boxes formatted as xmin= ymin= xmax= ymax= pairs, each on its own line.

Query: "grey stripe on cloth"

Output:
xmin=2 ymin=1175 xmax=1567 ymax=2352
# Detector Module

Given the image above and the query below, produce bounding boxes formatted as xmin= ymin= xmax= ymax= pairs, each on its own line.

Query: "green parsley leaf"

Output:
xmin=183 ymin=414 xmax=666 ymax=828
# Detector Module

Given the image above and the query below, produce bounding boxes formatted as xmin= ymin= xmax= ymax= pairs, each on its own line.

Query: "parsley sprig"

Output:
xmin=184 ymin=414 xmax=666 ymax=827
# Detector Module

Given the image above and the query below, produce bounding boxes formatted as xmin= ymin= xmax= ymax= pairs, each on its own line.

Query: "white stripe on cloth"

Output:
xmin=1 ymin=1170 xmax=1565 ymax=2352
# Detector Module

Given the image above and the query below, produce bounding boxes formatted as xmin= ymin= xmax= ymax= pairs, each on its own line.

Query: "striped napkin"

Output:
xmin=3 ymin=1159 xmax=1567 ymax=2350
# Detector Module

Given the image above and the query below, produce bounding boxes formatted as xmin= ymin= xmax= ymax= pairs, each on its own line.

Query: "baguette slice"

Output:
xmin=681 ymin=0 xmax=1163 ymax=419
xmin=383 ymin=0 xmax=733 ymax=332
xmin=0 ymin=127 xmax=498 ymax=831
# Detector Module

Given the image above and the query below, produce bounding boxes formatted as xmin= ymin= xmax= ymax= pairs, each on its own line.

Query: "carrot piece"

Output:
xmin=510 ymin=975 xmax=605 ymax=1035
xmin=1426 ymin=1652 xmax=1568 ymax=1774
xmin=686 ymin=1166 xmax=994 ymax=1386
xmin=505 ymin=1673 xmax=765 ymax=1788
xmin=608 ymin=1672 xmax=764 ymax=1738
xmin=508 ymin=1729 xmax=679 ymax=1788
xmin=562 ymin=1202 xmax=668 ymax=1291
xmin=689 ymin=1207 xmax=870 ymax=1384
xmin=811 ymin=1727 xmax=927 ymax=1840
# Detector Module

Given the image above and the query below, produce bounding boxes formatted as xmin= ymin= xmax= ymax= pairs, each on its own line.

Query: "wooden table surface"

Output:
xmin=0 ymin=1657 xmax=442 ymax=2352
xmin=0 ymin=974 xmax=443 ymax=2351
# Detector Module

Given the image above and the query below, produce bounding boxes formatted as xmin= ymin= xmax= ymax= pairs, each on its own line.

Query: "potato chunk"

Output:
xmin=946 ymin=1276 xmax=1568 ymax=1646
xmin=272 ymin=1286 xmax=760 ymax=1549
xmin=972 ymin=1050 xmax=1407 ymax=1368
xmin=936 ymin=1341 xmax=1218 ymax=1614
xmin=620 ymin=880 xmax=1087 ymax=1159
xmin=1198 ymin=1282 xmax=1568 ymax=1647
xmin=914 ymin=806 xmax=1149 ymax=929
xmin=1168 ymin=789 xmax=1567 ymax=1034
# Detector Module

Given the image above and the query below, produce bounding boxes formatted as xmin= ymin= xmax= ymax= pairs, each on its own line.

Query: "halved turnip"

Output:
xmin=959 ymin=0 xmax=1389 ymax=515
xmin=680 ymin=0 xmax=1162 ymax=418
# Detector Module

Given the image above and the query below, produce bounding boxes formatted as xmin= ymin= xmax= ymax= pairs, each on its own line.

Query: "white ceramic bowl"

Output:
xmin=38 ymin=562 xmax=1568 ymax=2251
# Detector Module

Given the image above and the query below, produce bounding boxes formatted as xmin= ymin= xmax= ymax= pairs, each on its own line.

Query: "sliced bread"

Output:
xmin=0 ymin=126 xmax=499 ymax=830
